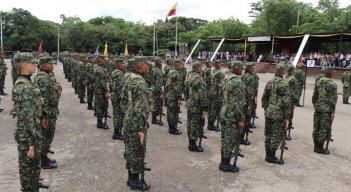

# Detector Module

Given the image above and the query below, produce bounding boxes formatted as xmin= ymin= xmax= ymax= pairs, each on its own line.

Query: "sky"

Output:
xmin=1 ymin=0 xmax=350 ymax=25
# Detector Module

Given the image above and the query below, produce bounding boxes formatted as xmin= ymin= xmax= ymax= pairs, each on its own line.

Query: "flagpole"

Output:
xmin=57 ymin=25 xmax=60 ymax=62
xmin=0 ymin=16 xmax=3 ymax=51
xmin=156 ymin=30 xmax=159 ymax=57
xmin=175 ymin=16 xmax=178 ymax=58
xmin=153 ymin=22 xmax=156 ymax=57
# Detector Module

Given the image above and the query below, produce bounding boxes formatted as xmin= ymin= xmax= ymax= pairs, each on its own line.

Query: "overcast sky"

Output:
xmin=1 ymin=0 xmax=350 ymax=25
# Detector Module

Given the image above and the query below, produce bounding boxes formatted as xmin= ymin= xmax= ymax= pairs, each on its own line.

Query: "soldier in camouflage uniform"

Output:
xmin=207 ymin=61 xmax=224 ymax=132
xmin=110 ymin=58 xmax=126 ymax=140
xmin=341 ymin=66 xmax=351 ymax=104
xmin=219 ymin=61 xmax=245 ymax=172
xmin=284 ymin=65 xmax=299 ymax=140
xmin=85 ymin=55 xmax=96 ymax=110
xmin=151 ymin=59 xmax=164 ymax=124
xmin=163 ymin=59 xmax=172 ymax=85
xmin=178 ymin=63 xmax=187 ymax=99
xmin=11 ymin=51 xmax=21 ymax=85
xmin=123 ymin=60 xmax=151 ymax=191
xmin=295 ymin=64 xmax=306 ymax=106
xmin=12 ymin=53 xmax=47 ymax=192
xmin=164 ymin=60 xmax=183 ymax=135
xmin=185 ymin=62 xmax=208 ymax=152
xmin=94 ymin=55 xmax=110 ymax=129
xmin=77 ymin=55 xmax=87 ymax=103
xmin=312 ymin=66 xmax=337 ymax=154
xmin=262 ymin=64 xmax=291 ymax=164
xmin=0 ymin=52 xmax=7 ymax=95
xmin=315 ymin=68 xmax=325 ymax=84
xmin=34 ymin=56 xmax=62 ymax=169
xmin=241 ymin=62 xmax=259 ymax=145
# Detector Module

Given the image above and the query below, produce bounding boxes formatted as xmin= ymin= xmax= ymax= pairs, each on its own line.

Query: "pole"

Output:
xmin=175 ymin=16 xmax=178 ymax=58
xmin=296 ymin=9 xmax=300 ymax=33
xmin=210 ymin=38 xmax=225 ymax=62
xmin=153 ymin=22 xmax=156 ymax=57
xmin=185 ymin=39 xmax=201 ymax=65
xmin=0 ymin=16 xmax=3 ymax=51
xmin=156 ymin=30 xmax=159 ymax=57
xmin=57 ymin=26 xmax=60 ymax=62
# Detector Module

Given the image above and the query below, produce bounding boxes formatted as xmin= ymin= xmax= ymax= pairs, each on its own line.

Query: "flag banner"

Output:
xmin=103 ymin=42 xmax=108 ymax=57
xmin=167 ymin=3 xmax=177 ymax=17
xmin=94 ymin=44 xmax=100 ymax=56
xmin=36 ymin=41 xmax=43 ymax=58
xmin=124 ymin=43 xmax=129 ymax=57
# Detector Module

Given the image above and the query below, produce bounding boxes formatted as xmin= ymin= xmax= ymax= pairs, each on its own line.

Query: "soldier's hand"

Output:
xmin=284 ymin=119 xmax=289 ymax=130
xmin=247 ymin=106 xmax=253 ymax=115
xmin=42 ymin=119 xmax=49 ymax=129
xmin=105 ymin=93 xmax=111 ymax=99
xmin=201 ymin=111 xmax=207 ymax=119
xmin=138 ymin=132 xmax=145 ymax=145
xmin=254 ymin=97 xmax=257 ymax=105
xmin=27 ymin=146 xmax=35 ymax=158
xmin=330 ymin=113 xmax=335 ymax=123
xmin=160 ymin=95 xmax=164 ymax=100
xmin=238 ymin=121 xmax=245 ymax=133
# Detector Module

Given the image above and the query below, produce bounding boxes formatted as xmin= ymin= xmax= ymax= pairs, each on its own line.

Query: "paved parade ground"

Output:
xmin=1 ymin=59 xmax=351 ymax=192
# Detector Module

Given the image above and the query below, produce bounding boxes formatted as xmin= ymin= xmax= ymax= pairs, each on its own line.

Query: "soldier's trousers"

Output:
xmin=17 ymin=142 xmax=41 ymax=192
xmin=0 ymin=74 xmax=5 ymax=90
xmin=42 ymin=115 xmax=58 ymax=156
xmin=87 ymin=85 xmax=94 ymax=103
xmin=264 ymin=117 xmax=284 ymax=151
xmin=95 ymin=94 xmax=108 ymax=119
xmin=123 ymin=113 xmax=147 ymax=174
xmin=187 ymin=107 xmax=204 ymax=141
xmin=208 ymin=98 xmax=221 ymax=123
xmin=167 ymin=106 xmax=179 ymax=127
xmin=220 ymin=120 xmax=239 ymax=158
xmin=313 ymin=111 xmax=331 ymax=144
xmin=343 ymin=87 xmax=350 ymax=99
xmin=78 ymin=80 xmax=85 ymax=98
xmin=297 ymin=85 xmax=303 ymax=103
xmin=112 ymin=97 xmax=124 ymax=129
xmin=153 ymin=95 xmax=163 ymax=117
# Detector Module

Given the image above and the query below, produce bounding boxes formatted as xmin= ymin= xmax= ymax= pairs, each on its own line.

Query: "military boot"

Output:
xmin=129 ymin=173 xmax=150 ymax=191
xmin=264 ymin=148 xmax=270 ymax=162
xmin=207 ymin=121 xmax=216 ymax=131
xmin=47 ymin=156 xmax=56 ymax=164
xmin=80 ymin=97 xmax=86 ymax=103
xmin=346 ymin=99 xmax=350 ymax=104
xmin=41 ymin=156 xmax=57 ymax=169
xmin=188 ymin=139 xmax=200 ymax=152
xmin=343 ymin=99 xmax=346 ymax=104
xmin=240 ymin=134 xmax=250 ymax=145
xmin=168 ymin=125 xmax=182 ymax=135
xmin=32 ymin=178 xmax=40 ymax=192
xmin=314 ymin=143 xmax=325 ymax=154
xmin=0 ymin=89 xmax=7 ymax=96
xmin=151 ymin=115 xmax=160 ymax=124
xmin=87 ymin=102 xmax=95 ymax=110
xmin=39 ymin=182 xmax=49 ymax=189
xmin=265 ymin=149 xmax=280 ymax=164
xmin=97 ymin=119 xmax=109 ymax=129
xmin=285 ymin=130 xmax=292 ymax=141
xmin=219 ymin=157 xmax=233 ymax=172
xmin=127 ymin=169 xmax=132 ymax=186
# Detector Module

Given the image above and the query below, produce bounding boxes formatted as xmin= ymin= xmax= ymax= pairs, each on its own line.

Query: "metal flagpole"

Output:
xmin=57 ymin=26 xmax=60 ymax=62
xmin=0 ymin=16 xmax=3 ymax=51
xmin=153 ymin=22 xmax=156 ymax=56
xmin=175 ymin=16 xmax=178 ymax=58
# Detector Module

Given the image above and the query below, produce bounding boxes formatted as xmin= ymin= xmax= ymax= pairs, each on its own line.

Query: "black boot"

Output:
xmin=240 ymin=134 xmax=251 ymax=145
xmin=32 ymin=178 xmax=40 ymax=192
xmin=97 ymin=119 xmax=109 ymax=129
xmin=127 ymin=169 xmax=132 ymax=186
xmin=41 ymin=156 xmax=57 ymax=169
xmin=0 ymin=89 xmax=7 ymax=96
xmin=47 ymin=156 xmax=56 ymax=164
xmin=129 ymin=173 xmax=150 ymax=191
xmin=80 ymin=97 xmax=86 ymax=103
xmin=264 ymin=148 xmax=270 ymax=162
xmin=314 ymin=143 xmax=325 ymax=154
xmin=151 ymin=115 xmax=160 ymax=124
xmin=219 ymin=157 xmax=233 ymax=172
xmin=87 ymin=102 xmax=95 ymax=110
xmin=346 ymin=99 xmax=350 ymax=104
xmin=39 ymin=182 xmax=49 ymax=189
xmin=265 ymin=149 xmax=280 ymax=164
xmin=168 ymin=125 xmax=182 ymax=135
xmin=285 ymin=130 xmax=292 ymax=141
xmin=188 ymin=139 xmax=200 ymax=152
xmin=112 ymin=128 xmax=124 ymax=140
xmin=207 ymin=121 xmax=215 ymax=131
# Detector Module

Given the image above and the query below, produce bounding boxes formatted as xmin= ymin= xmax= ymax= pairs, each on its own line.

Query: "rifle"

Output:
xmin=230 ymin=128 xmax=244 ymax=171
xmin=139 ymin=143 xmax=151 ymax=190
xmin=199 ymin=117 xmax=207 ymax=150
xmin=158 ymin=98 xmax=164 ymax=126
xmin=279 ymin=122 xmax=289 ymax=165
xmin=243 ymin=124 xmax=253 ymax=145
xmin=325 ymin=115 xmax=334 ymax=154
xmin=250 ymin=103 xmax=257 ymax=128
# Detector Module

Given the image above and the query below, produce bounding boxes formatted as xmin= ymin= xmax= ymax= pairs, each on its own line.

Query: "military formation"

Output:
xmin=0 ymin=49 xmax=342 ymax=191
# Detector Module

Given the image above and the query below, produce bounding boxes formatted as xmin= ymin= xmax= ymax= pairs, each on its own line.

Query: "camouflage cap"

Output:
xmin=14 ymin=52 xmax=36 ymax=64
xmin=205 ymin=60 xmax=212 ymax=64
xmin=165 ymin=59 xmax=172 ymax=65
xmin=276 ymin=63 xmax=287 ymax=71
xmin=245 ymin=62 xmax=255 ymax=68
xmin=323 ymin=66 xmax=333 ymax=73
xmin=192 ymin=61 xmax=203 ymax=69
xmin=115 ymin=58 xmax=124 ymax=64
xmin=297 ymin=63 xmax=305 ymax=68
xmin=38 ymin=56 xmax=56 ymax=65
xmin=286 ymin=64 xmax=295 ymax=70
xmin=232 ymin=61 xmax=244 ymax=68
xmin=173 ymin=59 xmax=183 ymax=65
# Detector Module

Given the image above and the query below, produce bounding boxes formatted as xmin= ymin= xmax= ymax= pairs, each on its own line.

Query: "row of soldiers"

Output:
xmin=11 ymin=52 xmax=62 ymax=192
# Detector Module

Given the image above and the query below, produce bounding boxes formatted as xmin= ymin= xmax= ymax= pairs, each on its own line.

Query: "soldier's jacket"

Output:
xmin=202 ymin=67 xmax=212 ymax=90
xmin=78 ymin=61 xmax=86 ymax=82
xmin=210 ymin=68 xmax=224 ymax=99
xmin=165 ymin=69 xmax=182 ymax=103
xmin=12 ymin=76 xmax=43 ymax=145
xmin=152 ymin=67 xmax=163 ymax=96
xmin=341 ymin=71 xmax=351 ymax=88
xmin=109 ymin=68 xmax=125 ymax=100
xmin=185 ymin=72 xmax=208 ymax=112
xmin=94 ymin=65 xmax=109 ymax=95
xmin=125 ymin=73 xmax=151 ymax=133
xmin=284 ymin=74 xmax=299 ymax=106
xmin=220 ymin=71 xmax=245 ymax=123
xmin=242 ymin=72 xmax=259 ymax=107
xmin=163 ymin=64 xmax=172 ymax=85
xmin=143 ymin=63 xmax=154 ymax=88
xmin=295 ymin=69 xmax=306 ymax=86
xmin=262 ymin=76 xmax=291 ymax=120
xmin=85 ymin=62 xmax=94 ymax=85
xmin=312 ymin=77 xmax=337 ymax=113
xmin=34 ymin=71 xmax=55 ymax=119
xmin=315 ymin=73 xmax=325 ymax=84
xmin=0 ymin=59 xmax=7 ymax=76
xmin=120 ymin=72 xmax=135 ymax=113
xmin=179 ymin=66 xmax=187 ymax=90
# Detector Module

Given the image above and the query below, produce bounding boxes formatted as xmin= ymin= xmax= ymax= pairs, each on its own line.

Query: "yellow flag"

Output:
xmin=103 ymin=42 xmax=108 ymax=57
xmin=124 ymin=43 xmax=129 ymax=57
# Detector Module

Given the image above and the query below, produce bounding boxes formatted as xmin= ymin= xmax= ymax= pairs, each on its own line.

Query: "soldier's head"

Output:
xmin=286 ymin=64 xmax=295 ymax=75
xmin=155 ymin=59 xmax=163 ymax=69
xmin=79 ymin=54 xmax=87 ymax=63
xmin=173 ymin=59 xmax=183 ymax=71
xmin=214 ymin=61 xmax=222 ymax=69
xmin=192 ymin=62 xmax=203 ymax=73
xmin=275 ymin=64 xmax=287 ymax=77
xmin=38 ymin=56 xmax=56 ymax=72
xmin=134 ymin=60 xmax=149 ymax=74
xmin=15 ymin=52 xmax=37 ymax=75
xmin=165 ymin=59 xmax=172 ymax=66
xmin=245 ymin=62 xmax=255 ymax=74
xmin=231 ymin=61 xmax=244 ymax=75
xmin=323 ymin=66 xmax=334 ymax=78
xmin=115 ymin=58 xmax=125 ymax=70
xmin=205 ymin=60 xmax=212 ymax=68
xmin=87 ymin=55 xmax=95 ymax=63
xmin=96 ymin=55 xmax=106 ymax=66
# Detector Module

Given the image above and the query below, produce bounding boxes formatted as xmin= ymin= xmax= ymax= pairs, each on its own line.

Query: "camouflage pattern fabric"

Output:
xmin=242 ymin=71 xmax=259 ymax=127
xmin=77 ymin=61 xmax=86 ymax=99
xmin=152 ymin=66 xmax=164 ymax=116
xmin=208 ymin=68 xmax=224 ymax=123
xmin=295 ymin=68 xmax=306 ymax=103
xmin=85 ymin=62 xmax=95 ymax=104
xmin=110 ymin=68 xmax=125 ymax=129
xmin=94 ymin=65 xmax=109 ymax=119
xmin=165 ymin=69 xmax=182 ymax=127
xmin=341 ymin=71 xmax=351 ymax=99
xmin=0 ymin=58 xmax=7 ymax=90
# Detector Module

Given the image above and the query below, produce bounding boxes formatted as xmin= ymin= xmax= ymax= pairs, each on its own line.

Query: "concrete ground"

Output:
xmin=0 ymin=59 xmax=350 ymax=192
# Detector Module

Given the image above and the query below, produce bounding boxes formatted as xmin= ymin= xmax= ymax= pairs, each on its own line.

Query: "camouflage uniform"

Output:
xmin=109 ymin=59 xmax=125 ymax=139
xmin=312 ymin=67 xmax=337 ymax=154
xmin=151 ymin=61 xmax=164 ymax=123
xmin=341 ymin=66 xmax=351 ymax=104
xmin=12 ymin=53 xmax=44 ymax=192
xmin=165 ymin=67 xmax=182 ymax=134
xmin=77 ymin=56 xmax=86 ymax=103
xmin=207 ymin=63 xmax=224 ymax=131
xmin=85 ymin=56 xmax=95 ymax=109
xmin=185 ymin=62 xmax=208 ymax=151
xmin=163 ymin=59 xmax=172 ymax=86
xmin=0 ymin=52 xmax=7 ymax=95
xmin=315 ymin=69 xmax=325 ymax=84
xmin=262 ymin=64 xmax=291 ymax=164
xmin=11 ymin=52 xmax=21 ymax=85
xmin=284 ymin=65 xmax=299 ymax=140
xmin=295 ymin=64 xmax=306 ymax=106
xmin=219 ymin=62 xmax=245 ymax=172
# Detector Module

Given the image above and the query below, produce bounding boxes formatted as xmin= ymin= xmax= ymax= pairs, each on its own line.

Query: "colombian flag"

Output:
xmin=167 ymin=3 xmax=177 ymax=17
